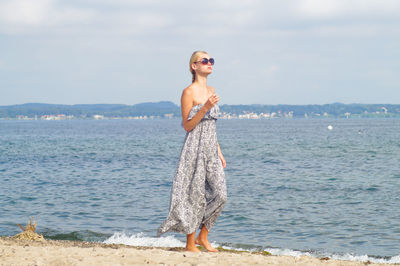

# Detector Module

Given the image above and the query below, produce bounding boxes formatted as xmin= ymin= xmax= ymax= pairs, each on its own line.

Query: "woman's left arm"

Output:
xmin=218 ymin=143 xmax=226 ymax=168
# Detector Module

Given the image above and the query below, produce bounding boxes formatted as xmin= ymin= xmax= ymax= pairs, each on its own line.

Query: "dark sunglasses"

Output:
xmin=195 ymin=58 xmax=215 ymax=65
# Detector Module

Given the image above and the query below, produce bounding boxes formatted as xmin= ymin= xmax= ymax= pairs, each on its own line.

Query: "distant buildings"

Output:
xmin=5 ymin=105 xmax=399 ymax=120
xmin=219 ymin=111 xmax=292 ymax=119
xmin=41 ymin=114 xmax=74 ymax=120
xmin=15 ymin=114 xmax=75 ymax=120
xmin=93 ymin=115 xmax=105 ymax=120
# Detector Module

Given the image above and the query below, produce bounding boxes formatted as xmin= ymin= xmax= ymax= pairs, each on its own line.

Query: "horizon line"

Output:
xmin=1 ymin=101 xmax=400 ymax=107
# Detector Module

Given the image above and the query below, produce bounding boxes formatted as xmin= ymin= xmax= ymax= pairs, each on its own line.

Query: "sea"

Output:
xmin=1 ymin=118 xmax=400 ymax=264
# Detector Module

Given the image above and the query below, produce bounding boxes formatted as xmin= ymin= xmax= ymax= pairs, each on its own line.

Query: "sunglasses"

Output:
xmin=195 ymin=58 xmax=215 ymax=65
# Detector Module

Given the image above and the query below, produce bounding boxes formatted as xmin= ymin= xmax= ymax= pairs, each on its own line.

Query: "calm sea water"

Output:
xmin=1 ymin=118 xmax=400 ymax=261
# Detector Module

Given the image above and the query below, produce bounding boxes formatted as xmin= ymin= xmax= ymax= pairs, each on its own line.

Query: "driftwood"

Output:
xmin=13 ymin=217 xmax=45 ymax=241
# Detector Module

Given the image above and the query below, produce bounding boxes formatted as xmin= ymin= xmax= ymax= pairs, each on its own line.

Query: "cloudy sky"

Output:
xmin=1 ymin=0 xmax=399 ymax=106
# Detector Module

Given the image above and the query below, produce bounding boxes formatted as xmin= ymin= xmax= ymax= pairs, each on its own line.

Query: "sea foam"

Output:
xmin=263 ymin=248 xmax=400 ymax=264
xmin=103 ymin=232 xmax=185 ymax=248
xmin=104 ymin=232 xmax=400 ymax=264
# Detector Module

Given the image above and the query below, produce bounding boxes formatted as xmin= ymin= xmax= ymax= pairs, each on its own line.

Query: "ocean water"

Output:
xmin=1 ymin=118 xmax=400 ymax=263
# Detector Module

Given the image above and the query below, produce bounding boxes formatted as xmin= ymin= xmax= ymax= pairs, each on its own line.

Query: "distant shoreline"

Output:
xmin=1 ymin=101 xmax=400 ymax=119
xmin=2 ymin=116 xmax=400 ymax=121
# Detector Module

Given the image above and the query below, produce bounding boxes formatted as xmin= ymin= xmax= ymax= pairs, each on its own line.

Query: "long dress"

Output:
xmin=157 ymin=103 xmax=227 ymax=236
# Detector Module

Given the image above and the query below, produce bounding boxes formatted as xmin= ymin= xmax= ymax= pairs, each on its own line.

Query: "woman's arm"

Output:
xmin=218 ymin=142 xmax=226 ymax=168
xmin=181 ymin=88 xmax=219 ymax=132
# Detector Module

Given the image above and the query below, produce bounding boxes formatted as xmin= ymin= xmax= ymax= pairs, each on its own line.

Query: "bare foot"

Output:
xmin=195 ymin=238 xmax=218 ymax=252
xmin=185 ymin=245 xmax=201 ymax=252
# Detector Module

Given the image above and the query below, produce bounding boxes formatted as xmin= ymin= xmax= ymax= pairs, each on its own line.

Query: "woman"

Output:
xmin=157 ymin=51 xmax=227 ymax=252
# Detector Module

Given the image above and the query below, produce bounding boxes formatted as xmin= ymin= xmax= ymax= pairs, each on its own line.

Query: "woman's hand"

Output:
xmin=217 ymin=143 xmax=226 ymax=168
xmin=204 ymin=94 xmax=220 ymax=111
xmin=219 ymin=153 xmax=226 ymax=168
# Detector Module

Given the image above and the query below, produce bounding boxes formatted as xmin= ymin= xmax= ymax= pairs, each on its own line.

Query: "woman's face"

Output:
xmin=193 ymin=53 xmax=213 ymax=75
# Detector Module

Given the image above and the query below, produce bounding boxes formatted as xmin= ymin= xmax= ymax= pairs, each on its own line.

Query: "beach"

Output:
xmin=0 ymin=236 xmax=393 ymax=266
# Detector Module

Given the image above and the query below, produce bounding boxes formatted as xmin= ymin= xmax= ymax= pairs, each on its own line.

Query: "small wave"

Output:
xmin=43 ymin=230 xmax=109 ymax=242
xmin=103 ymin=232 xmax=400 ymax=264
xmin=263 ymin=247 xmax=312 ymax=257
xmin=103 ymin=232 xmax=185 ymax=247
xmin=330 ymin=253 xmax=400 ymax=264
xmin=264 ymin=248 xmax=400 ymax=264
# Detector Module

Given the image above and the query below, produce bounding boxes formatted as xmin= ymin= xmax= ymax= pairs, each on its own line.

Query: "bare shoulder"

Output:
xmin=181 ymin=85 xmax=194 ymax=106
xmin=207 ymin=86 xmax=216 ymax=94
xmin=182 ymin=85 xmax=194 ymax=97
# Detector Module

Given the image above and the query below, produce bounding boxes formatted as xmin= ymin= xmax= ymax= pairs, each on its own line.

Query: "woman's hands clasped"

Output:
xmin=204 ymin=94 xmax=220 ymax=111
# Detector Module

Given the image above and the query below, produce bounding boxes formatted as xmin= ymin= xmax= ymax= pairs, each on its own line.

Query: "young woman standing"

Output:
xmin=157 ymin=51 xmax=227 ymax=252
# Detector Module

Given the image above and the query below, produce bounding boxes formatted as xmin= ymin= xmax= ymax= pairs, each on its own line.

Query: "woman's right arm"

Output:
xmin=181 ymin=89 xmax=219 ymax=132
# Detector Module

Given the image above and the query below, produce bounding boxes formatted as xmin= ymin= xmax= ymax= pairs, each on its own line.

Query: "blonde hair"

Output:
xmin=189 ymin=50 xmax=208 ymax=83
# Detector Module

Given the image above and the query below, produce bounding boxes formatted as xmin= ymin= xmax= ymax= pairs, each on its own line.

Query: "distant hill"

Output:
xmin=0 ymin=101 xmax=399 ymax=119
xmin=0 ymin=101 xmax=181 ymax=118
xmin=219 ymin=103 xmax=400 ymax=117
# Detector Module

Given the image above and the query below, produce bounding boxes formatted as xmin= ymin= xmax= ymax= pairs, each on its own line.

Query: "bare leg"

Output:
xmin=185 ymin=231 xmax=201 ymax=252
xmin=195 ymin=226 xmax=218 ymax=252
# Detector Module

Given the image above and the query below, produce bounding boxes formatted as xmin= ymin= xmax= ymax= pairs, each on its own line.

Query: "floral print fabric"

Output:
xmin=157 ymin=104 xmax=227 ymax=236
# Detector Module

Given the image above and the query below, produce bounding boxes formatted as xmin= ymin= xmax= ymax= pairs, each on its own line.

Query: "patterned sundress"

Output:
xmin=157 ymin=104 xmax=227 ymax=236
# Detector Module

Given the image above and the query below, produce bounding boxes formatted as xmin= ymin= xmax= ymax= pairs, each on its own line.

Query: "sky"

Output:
xmin=0 ymin=0 xmax=399 ymax=106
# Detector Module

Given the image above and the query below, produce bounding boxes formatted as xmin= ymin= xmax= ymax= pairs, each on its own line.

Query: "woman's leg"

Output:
xmin=186 ymin=231 xmax=200 ymax=252
xmin=194 ymin=159 xmax=226 ymax=252
xmin=195 ymin=225 xmax=218 ymax=252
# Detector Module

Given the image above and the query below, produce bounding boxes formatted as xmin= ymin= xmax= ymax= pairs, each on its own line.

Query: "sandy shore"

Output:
xmin=0 ymin=236 xmax=394 ymax=266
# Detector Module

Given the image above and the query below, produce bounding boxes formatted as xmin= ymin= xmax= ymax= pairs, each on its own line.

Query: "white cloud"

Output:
xmin=296 ymin=0 xmax=400 ymax=18
xmin=0 ymin=0 xmax=52 ymax=25
xmin=108 ymin=12 xmax=174 ymax=35
xmin=0 ymin=0 xmax=177 ymax=36
xmin=307 ymin=23 xmax=400 ymax=37
xmin=1 ymin=0 xmax=399 ymax=38
xmin=262 ymin=65 xmax=280 ymax=77
xmin=0 ymin=0 xmax=95 ymax=34
xmin=297 ymin=0 xmax=347 ymax=17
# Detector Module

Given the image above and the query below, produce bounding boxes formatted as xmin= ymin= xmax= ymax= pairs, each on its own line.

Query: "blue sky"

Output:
xmin=1 ymin=0 xmax=399 ymax=105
